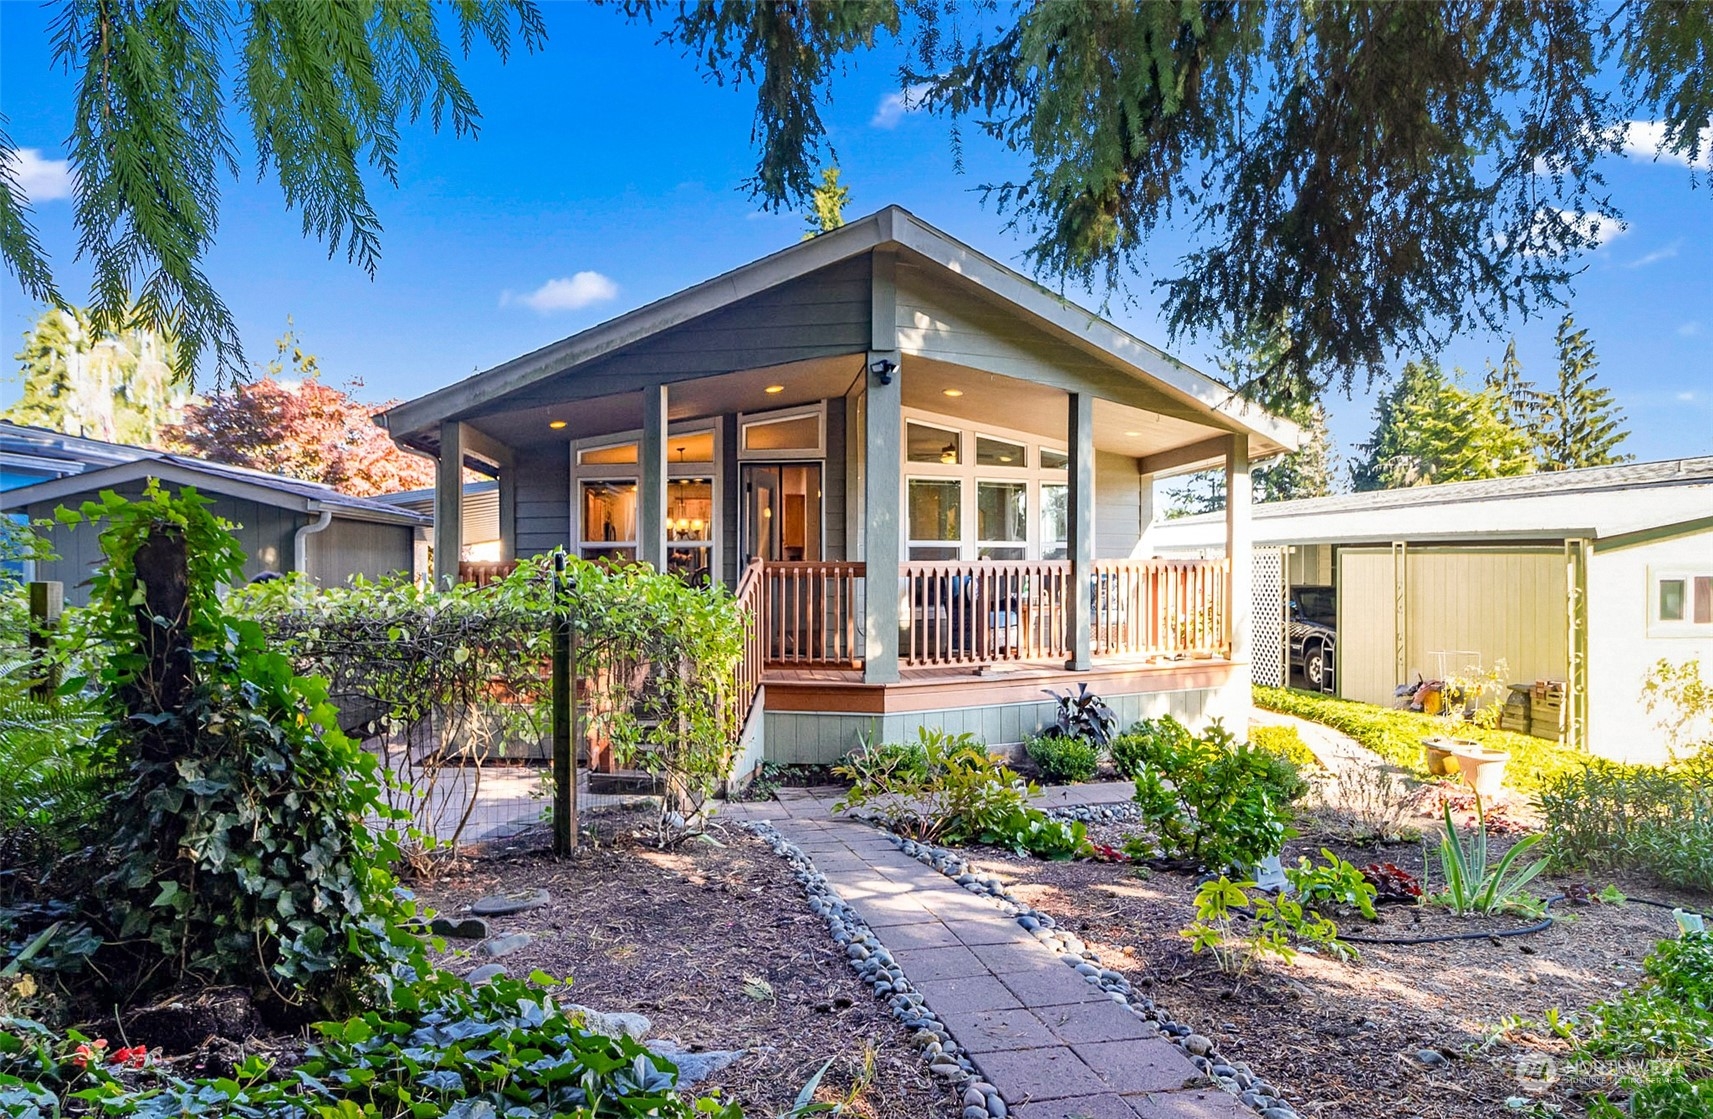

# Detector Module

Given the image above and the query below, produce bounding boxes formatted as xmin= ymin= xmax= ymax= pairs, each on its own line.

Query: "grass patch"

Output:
xmin=1248 ymin=724 xmax=1318 ymax=768
xmin=1253 ymin=685 xmax=1584 ymax=794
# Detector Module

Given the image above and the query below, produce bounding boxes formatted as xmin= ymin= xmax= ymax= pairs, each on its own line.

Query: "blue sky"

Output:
xmin=4 ymin=3 xmax=1710 ymax=470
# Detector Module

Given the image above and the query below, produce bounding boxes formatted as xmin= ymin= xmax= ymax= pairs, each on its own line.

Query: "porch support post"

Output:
xmin=434 ymin=421 xmax=464 ymax=587
xmin=639 ymin=384 xmax=669 ymax=572
xmin=864 ymin=246 xmax=902 ymax=684
xmin=1224 ymin=434 xmax=1252 ymax=663
xmin=863 ymin=354 xmax=902 ymax=683
xmin=1135 ymin=470 xmax=1159 ymax=559
xmin=1067 ymin=392 xmax=1094 ymax=671
xmin=496 ymin=464 xmax=517 ymax=563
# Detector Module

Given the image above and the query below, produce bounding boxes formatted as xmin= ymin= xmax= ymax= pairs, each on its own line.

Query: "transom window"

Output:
xmin=572 ymin=424 xmax=720 ymax=576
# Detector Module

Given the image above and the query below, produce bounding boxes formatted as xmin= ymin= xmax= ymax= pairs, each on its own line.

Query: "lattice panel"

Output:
xmin=1252 ymin=547 xmax=1288 ymax=687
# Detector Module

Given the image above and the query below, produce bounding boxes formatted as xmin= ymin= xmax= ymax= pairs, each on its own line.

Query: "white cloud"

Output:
xmin=1678 ymin=321 xmax=1703 ymax=338
xmin=871 ymin=83 xmax=933 ymax=129
xmin=1624 ymin=241 xmax=1681 ymax=269
xmin=1618 ymin=120 xmax=1713 ymax=170
xmin=504 ymin=272 xmax=618 ymax=313
xmin=6 ymin=147 xmax=73 ymax=201
xmin=1678 ymin=392 xmax=1698 ymax=403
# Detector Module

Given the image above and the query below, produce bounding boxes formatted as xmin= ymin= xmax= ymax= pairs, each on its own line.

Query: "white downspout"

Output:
xmin=294 ymin=506 xmax=334 ymax=578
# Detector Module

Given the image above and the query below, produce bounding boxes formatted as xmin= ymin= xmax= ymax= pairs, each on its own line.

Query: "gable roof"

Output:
xmin=1 ymin=420 xmax=156 ymax=481
xmin=0 ymin=451 xmax=429 ymax=527
xmin=1151 ymin=456 xmax=1713 ymax=546
xmin=379 ymin=206 xmax=1301 ymax=456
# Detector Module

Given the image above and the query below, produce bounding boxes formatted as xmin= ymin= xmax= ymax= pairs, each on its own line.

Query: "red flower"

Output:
xmin=69 ymin=1039 xmax=108 ymax=1070
xmin=110 ymin=1045 xmax=150 ymax=1069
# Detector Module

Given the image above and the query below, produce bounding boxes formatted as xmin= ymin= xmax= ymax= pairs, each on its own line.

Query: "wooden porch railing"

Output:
xmin=760 ymin=560 xmax=865 ymax=666
xmin=459 ymin=560 xmax=518 ymax=587
xmin=731 ymin=558 xmax=767 ymax=725
xmin=901 ymin=560 xmax=1073 ymax=667
xmin=1091 ymin=558 xmax=1230 ymax=659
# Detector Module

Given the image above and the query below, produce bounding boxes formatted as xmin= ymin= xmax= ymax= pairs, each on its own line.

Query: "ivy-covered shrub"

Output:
xmin=836 ymin=728 xmax=1087 ymax=859
xmin=1024 ymin=732 xmax=1100 ymax=784
xmin=1127 ymin=720 xmax=1303 ymax=871
xmin=1534 ymin=755 xmax=1713 ymax=891
xmin=0 ymin=971 xmax=745 ymax=1119
xmin=5 ymin=485 xmax=426 ymax=1016
xmin=1110 ymin=715 xmax=1192 ymax=779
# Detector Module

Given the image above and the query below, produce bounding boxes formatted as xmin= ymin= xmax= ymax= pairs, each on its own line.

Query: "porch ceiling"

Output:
xmin=901 ymin=356 xmax=1230 ymax=460
xmin=454 ymin=354 xmax=867 ymax=450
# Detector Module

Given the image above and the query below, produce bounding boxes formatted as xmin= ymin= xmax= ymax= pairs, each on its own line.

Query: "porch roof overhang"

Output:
xmin=379 ymin=206 xmax=1302 ymax=465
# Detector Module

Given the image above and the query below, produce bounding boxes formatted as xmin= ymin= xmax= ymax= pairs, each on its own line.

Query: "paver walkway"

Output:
xmin=727 ymin=787 xmax=1254 ymax=1119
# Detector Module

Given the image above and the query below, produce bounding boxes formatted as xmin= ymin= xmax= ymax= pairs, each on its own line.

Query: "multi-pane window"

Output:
xmin=907 ymin=479 xmax=961 ymax=560
xmin=1655 ymin=572 xmax=1713 ymax=632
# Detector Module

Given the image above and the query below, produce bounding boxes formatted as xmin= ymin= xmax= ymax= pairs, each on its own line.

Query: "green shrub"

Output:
xmin=1286 ymin=849 xmax=1378 ymax=920
xmin=836 ymin=727 xmax=1088 ymax=859
xmin=1534 ymin=755 xmax=1713 ymax=892
xmin=1110 ymin=715 xmax=1192 ymax=778
xmin=0 ymin=971 xmax=745 ymax=1118
xmin=1253 ymin=684 xmax=1583 ymax=794
xmin=1588 ymin=1071 xmax=1713 ymax=1119
xmin=1574 ymin=935 xmax=1713 ymax=1077
xmin=1127 ymin=720 xmax=1301 ymax=871
xmin=1249 ymin=724 xmax=1317 ymax=768
xmin=1183 ymin=875 xmax=1352 ymax=976
xmin=1024 ymin=732 xmax=1100 ymax=784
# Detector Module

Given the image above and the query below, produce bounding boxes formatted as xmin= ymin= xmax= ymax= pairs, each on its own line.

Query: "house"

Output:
xmin=1147 ymin=458 xmax=1713 ymax=765
xmin=374 ymin=480 xmax=503 ymax=563
xmin=1 ymin=426 xmax=431 ymax=603
xmin=379 ymin=207 xmax=1301 ymax=770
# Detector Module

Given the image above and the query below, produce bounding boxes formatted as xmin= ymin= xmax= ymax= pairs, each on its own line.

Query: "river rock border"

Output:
xmin=891 ymin=829 xmax=1302 ymax=1119
xmin=744 ymin=822 xmax=1010 ymax=1119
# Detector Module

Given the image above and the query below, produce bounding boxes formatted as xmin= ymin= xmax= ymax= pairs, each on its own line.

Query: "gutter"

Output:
xmin=293 ymin=506 xmax=334 ymax=575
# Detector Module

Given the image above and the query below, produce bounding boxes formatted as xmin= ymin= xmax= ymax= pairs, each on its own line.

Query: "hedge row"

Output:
xmin=1252 ymin=685 xmax=1586 ymax=794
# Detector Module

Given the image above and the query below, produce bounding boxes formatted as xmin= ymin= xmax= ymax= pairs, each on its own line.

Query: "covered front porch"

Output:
xmin=383 ymin=207 xmax=1298 ymax=758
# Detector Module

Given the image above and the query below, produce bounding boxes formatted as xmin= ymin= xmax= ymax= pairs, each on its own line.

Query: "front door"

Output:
xmin=742 ymin=463 xmax=822 ymax=563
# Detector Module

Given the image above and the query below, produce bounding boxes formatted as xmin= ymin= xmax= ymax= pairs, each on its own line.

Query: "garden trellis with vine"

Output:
xmin=230 ymin=551 xmax=748 ymax=851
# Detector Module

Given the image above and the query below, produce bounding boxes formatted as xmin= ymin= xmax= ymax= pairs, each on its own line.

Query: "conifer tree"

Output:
xmin=802 ymin=166 xmax=849 ymax=238
xmin=1350 ymin=360 xmax=1535 ymax=491
xmin=5 ymin=306 xmax=187 ymax=444
xmin=1532 ymin=314 xmax=1633 ymax=470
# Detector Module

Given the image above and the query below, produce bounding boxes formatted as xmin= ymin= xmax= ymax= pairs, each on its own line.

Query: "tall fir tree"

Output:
xmin=5 ymin=306 xmax=188 ymax=444
xmin=1350 ymin=360 xmax=1535 ymax=491
xmin=1483 ymin=339 xmax=1538 ymax=434
xmin=1532 ymin=314 xmax=1632 ymax=471
xmin=802 ymin=166 xmax=849 ymax=238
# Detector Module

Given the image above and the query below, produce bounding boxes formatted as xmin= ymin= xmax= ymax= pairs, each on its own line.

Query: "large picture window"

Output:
xmin=572 ymin=425 xmax=720 ymax=576
xmin=900 ymin=408 xmax=1070 ymax=562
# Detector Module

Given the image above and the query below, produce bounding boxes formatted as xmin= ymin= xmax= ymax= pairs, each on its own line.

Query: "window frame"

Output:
xmin=1649 ymin=568 xmax=1713 ymax=637
xmin=570 ymin=422 xmax=721 ymax=575
xmin=737 ymin=403 xmax=826 ymax=461
xmin=898 ymin=407 xmax=1071 ymax=562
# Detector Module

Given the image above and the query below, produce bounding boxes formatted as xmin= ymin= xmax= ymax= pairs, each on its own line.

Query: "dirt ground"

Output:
xmin=951 ymin=796 xmax=1713 ymax=1119
xmin=414 ymin=812 xmax=958 ymax=1119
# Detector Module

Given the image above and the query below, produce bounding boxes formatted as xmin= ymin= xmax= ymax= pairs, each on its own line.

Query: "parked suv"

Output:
xmin=1289 ymin=585 xmax=1337 ymax=691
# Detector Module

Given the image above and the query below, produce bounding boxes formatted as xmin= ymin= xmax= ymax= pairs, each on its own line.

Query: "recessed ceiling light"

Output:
xmin=764 ymin=384 xmax=785 ymax=394
xmin=549 ymin=420 xmax=568 ymax=429
xmin=942 ymin=388 xmax=964 ymax=397
xmin=1123 ymin=430 xmax=1141 ymax=437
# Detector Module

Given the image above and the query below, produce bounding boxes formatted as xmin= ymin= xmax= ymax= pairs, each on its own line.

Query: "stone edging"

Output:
xmin=744 ymin=822 xmax=1010 ymax=1119
xmin=890 ymin=829 xmax=1301 ymax=1119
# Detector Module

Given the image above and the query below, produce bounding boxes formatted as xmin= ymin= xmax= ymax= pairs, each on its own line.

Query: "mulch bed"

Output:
xmin=414 ymin=811 xmax=959 ymax=1119
xmin=947 ymin=797 xmax=1713 ymax=1119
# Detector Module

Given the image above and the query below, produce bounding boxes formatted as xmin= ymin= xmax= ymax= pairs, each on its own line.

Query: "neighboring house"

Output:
xmin=380 ymin=206 xmax=1301 ymax=771
xmin=376 ymin=480 xmax=502 ymax=563
xmin=1148 ymin=458 xmax=1713 ymax=765
xmin=1 ymin=429 xmax=430 ymax=603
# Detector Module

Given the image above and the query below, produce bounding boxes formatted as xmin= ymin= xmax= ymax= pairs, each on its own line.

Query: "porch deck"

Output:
xmin=761 ymin=653 xmax=1236 ymax=715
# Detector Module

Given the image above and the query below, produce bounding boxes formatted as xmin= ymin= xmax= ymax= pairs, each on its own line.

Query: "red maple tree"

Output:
xmin=161 ymin=324 xmax=434 ymax=497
